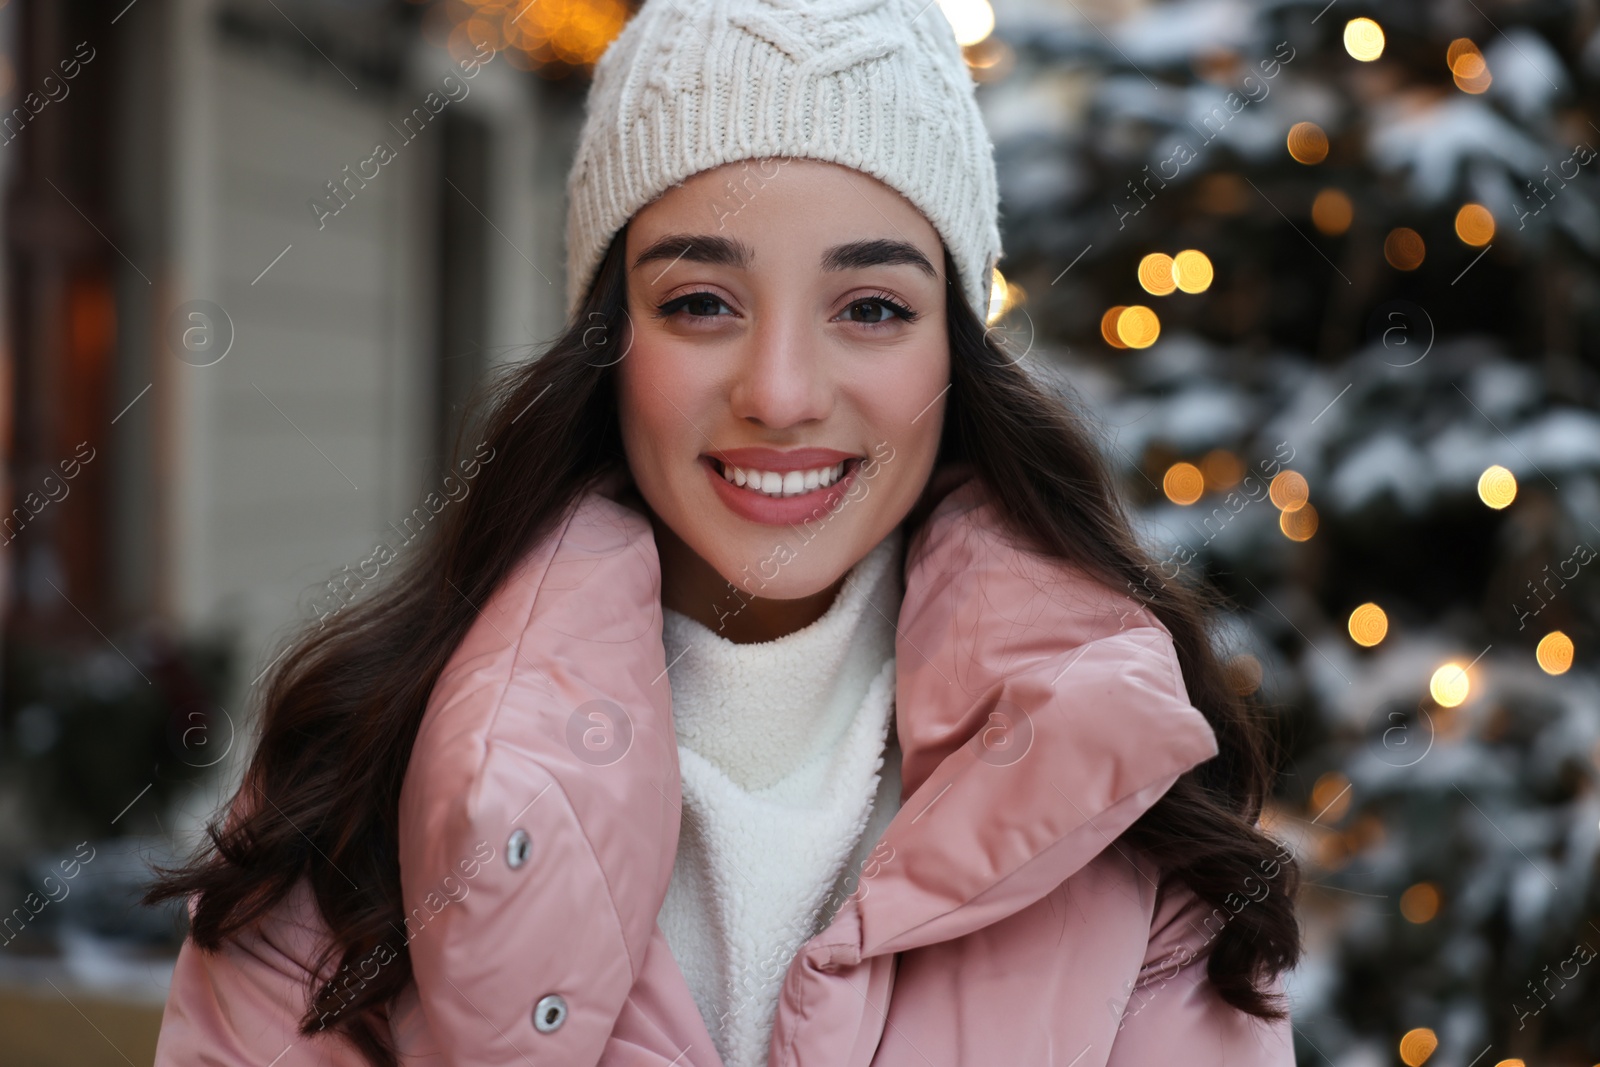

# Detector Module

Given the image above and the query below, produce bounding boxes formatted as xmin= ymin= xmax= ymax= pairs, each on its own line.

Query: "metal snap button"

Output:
xmin=507 ymin=829 xmax=531 ymax=869
xmin=533 ymin=993 xmax=567 ymax=1033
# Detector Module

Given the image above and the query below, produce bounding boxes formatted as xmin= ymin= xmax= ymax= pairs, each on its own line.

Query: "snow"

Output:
xmin=1327 ymin=432 xmax=1431 ymax=515
xmin=1461 ymin=359 xmax=1542 ymax=420
xmin=1512 ymin=409 xmax=1600 ymax=472
xmin=1367 ymin=97 xmax=1549 ymax=203
xmin=1104 ymin=0 xmax=1262 ymax=68
xmin=1506 ymin=859 xmax=1558 ymax=944
xmin=1485 ymin=29 xmax=1569 ymax=123
xmin=1154 ymin=384 xmax=1255 ymax=448
xmin=984 ymin=68 xmax=1090 ymax=142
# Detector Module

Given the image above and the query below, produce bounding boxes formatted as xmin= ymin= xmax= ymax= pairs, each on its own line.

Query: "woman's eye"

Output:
xmin=656 ymin=292 xmax=730 ymax=319
xmin=841 ymin=297 xmax=916 ymax=326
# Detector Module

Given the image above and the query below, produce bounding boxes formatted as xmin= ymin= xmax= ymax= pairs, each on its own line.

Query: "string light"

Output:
xmin=1279 ymin=503 xmax=1318 ymax=540
xmin=1449 ymin=39 xmax=1492 ymax=93
xmin=1138 ymin=253 xmax=1178 ymax=296
xmin=1430 ymin=662 xmax=1470 ymax=707
xmin=1100 ymin=306 xmax=1130 ymax=349
xmin=1537 ymin=631 xmax=1574 ymax=675
xmin=1116 ymin=305 xmax=1161 ymax=348
xmin=1312 ymin=188 xmax=1353 ymax=235
xmin=1269 ymin=470 xmax=1309 ymax=511
xmin=1477 ymin=465 xmax=1516 ymax=509
xmin=986 ymin=268 xmax=1016 ymax=324
xmin=1400 ymin=884 xmax=1440 ymax=924
xmin=440 ymin=0 xmax=631 ymax=72
xmin=1348 ymin=603 xmax=1388 ymax=647
xmin=1226 ymin=653 xmax=1263 ymax=696
xmin=1310 ymin=771 xmax=1351 ymax=822
xmin=935 ymin=0 xmax=996 ymax=47
xmin=1454 ymin=204 xmax=1495 ymax=246
xmin=1287 ymin=121 xmax=1329 ymax=164
xmin=1398 ymin=1026 xmax=1438 ymax=1065
xmin=1343 ymin=18 xmax=1385 ymax=61
xmin=1200 ymin=449 xmax=1243 ymax=490
xmin=1384 ymin=227 xmax=1426 ymax=270
xmin=1172 ymin=249 xmax=1214 ymax=293
xmin=1163 ymin=462 xmax=1205 ymax=505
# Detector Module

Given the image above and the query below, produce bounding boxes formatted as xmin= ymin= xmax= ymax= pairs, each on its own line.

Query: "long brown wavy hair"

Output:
xmin=144 ymin=223 xmax=1301 ymax=1065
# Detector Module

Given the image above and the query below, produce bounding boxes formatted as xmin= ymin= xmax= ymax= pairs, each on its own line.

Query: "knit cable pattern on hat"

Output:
xmin=564 ymin=0 xmax=1003 ymax=322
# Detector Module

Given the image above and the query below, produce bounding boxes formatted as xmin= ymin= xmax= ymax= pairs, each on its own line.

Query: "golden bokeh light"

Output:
xmin=962 ymin=35 xmax=1015 ymax=82
xmin=1138 ymin=252 xmax=1178 ymax=296
xmin=1449 ymin=40 xmax=1492 ymax=93
xmin=1348 ymin=603 xmax=1389 ymax=647
xmin=1492 ymin=1061 xmax=1526 ymax=1067
xmin=1384 ymin=227 xmax=1426 ymax=270
xmin=1315 ymin=831 xmax=1349 ymax=870
xmin=1101 ymin=306 xmax=1129 ymax=349
xmin=1347 ymin=812 xmax=1385 ymax=852
xmin=1430 ymin=662 xmax=1470 ymax=707
xmin=1399 ymin=1026 xmax=1438 ymax=1065
xmin=1279 ymin=503 xmax=1318 ymax=541
xmin=1447 ymin=38 xmax=1480 ymax=70
xmin=1196 ymin=172 xmax=1250 ymax=215
xmin=1226 ymin=653 xmax=1264 ymax=696
xmin=1268 ymin=470 xmax=1309 ymax=511
xmin=445 ymin=0 xmax=632 ymax=71
xmin=1343 ymin=18 xmax=1385 ymax=62
xmin=1116 ymin=304 xmax=1161 ymax=348
xmin=1201 ymin=449 xmax=1244 ymax=490
xmin=1454 ymin=203 xmax=1495 ymax=246
xmin=1312 ymin=188 xmax=1354 ymax=235
xmin=1537 ymin=630 xmax=1574 ymax=675
xmin=986 ymin=268 xmax=1014 ymax=325
xmin=1310 ymin=771 xmax=1352 ymax=823
xmin=1172 ymin=249 xmax=1214 ymax=293
xmin=1400 ymin=883 xmax=1441 ymax=924
xmin=1287 ymin=121 xmax=1330 ymax=164
xmin=1163 ymin=462 xmax=1205 ymax=505
xmin=936 ymin=0 xmax=996 ymax=47
xmin=1478 ymin=464 xmax=1517 ymax=509
xmin=1191 ymin=48 xmax=1243 ymax=84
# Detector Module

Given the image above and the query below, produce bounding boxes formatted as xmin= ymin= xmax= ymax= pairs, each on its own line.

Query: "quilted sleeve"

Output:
xmin=153 ymin=884 xmax=372 ymax=1067
xmin=1106 ymin=881 xmax=1297 ymax=1065
xmin=397 ymin=488 xmax=690 ymax=1067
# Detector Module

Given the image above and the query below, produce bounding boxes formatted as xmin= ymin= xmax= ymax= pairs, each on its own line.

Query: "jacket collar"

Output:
xmin=828 ymin=472 xmax=1219 ymax=964
xmin=594 ymin=462 xmax=1219 ymax=967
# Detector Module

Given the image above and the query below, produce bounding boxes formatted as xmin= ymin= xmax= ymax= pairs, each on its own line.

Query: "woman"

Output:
xmin=147 ymin=0 xmax=1302 ymax=1064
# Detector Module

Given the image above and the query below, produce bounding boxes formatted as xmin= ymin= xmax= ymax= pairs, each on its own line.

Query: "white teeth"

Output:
xmin=718 ymin=460 xmax=849 ymax=497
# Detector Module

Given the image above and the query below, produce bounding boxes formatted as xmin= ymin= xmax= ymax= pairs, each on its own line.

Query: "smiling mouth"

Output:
xmin=708 ymin=457 xmax=861 ymax=498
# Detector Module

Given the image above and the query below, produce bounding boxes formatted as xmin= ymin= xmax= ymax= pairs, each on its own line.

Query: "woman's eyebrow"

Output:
xmin=820 ymin=238 xmax=937 ymax=279
xmin=631 ymin=234 xmax=936 ymax=279
xmin=633 ymin=234 xmax=753 ymax=273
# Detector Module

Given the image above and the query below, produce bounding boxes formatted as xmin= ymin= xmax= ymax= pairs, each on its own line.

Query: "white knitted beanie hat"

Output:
xmin=563 ymin=0 xmax=1003 ymax=323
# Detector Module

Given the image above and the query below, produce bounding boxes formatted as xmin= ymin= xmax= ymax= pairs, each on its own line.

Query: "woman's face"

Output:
xmin=616 ymin=157 xmax=950 ymax=641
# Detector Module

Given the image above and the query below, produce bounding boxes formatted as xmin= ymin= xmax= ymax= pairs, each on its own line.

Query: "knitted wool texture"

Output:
xmin=563 ymin=0 xmax=1003 ymax=322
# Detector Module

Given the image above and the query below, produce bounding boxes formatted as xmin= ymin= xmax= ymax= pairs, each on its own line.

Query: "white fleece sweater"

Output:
xmin=656 ymin=529 xmax=906 ymax=1067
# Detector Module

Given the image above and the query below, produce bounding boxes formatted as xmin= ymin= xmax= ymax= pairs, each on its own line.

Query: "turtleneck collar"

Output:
xmin=660 ymin=527 xmax=905 ymax=793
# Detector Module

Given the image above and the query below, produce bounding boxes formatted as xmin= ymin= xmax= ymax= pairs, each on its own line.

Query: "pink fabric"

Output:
xmin=153 ymin=472 xmax=1297 ymax=1066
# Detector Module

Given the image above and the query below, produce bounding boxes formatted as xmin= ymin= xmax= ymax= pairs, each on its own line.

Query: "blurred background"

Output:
xmin=0 ymin=0 xmax=1596 ymax=1064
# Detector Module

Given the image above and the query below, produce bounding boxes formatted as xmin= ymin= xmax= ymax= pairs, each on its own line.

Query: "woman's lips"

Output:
xmin=702 ymin=455 xmax=861 ymax=526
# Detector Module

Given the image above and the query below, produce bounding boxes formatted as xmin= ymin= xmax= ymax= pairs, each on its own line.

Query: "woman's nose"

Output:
xmin=727 ymin=314 xmax=832 ymax=429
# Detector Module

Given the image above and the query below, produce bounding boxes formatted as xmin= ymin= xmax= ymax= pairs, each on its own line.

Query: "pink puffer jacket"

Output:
xmin=154 ymin=471 xmax=1297 ymax=1066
